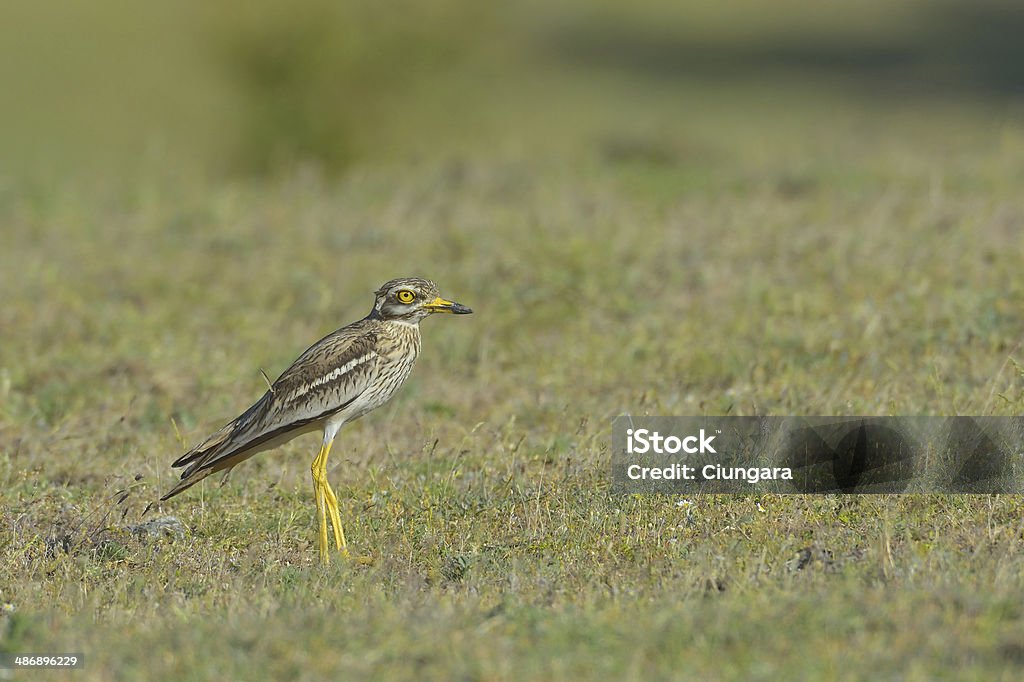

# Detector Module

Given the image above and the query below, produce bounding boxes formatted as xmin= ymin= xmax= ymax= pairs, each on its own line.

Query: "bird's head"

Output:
xmin=370 ymin=277 xmax=473 ymax=322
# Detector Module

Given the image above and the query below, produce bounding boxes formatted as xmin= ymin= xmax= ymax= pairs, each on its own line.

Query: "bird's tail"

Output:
xmin=160 ymin=423 xmax=238 ymax=500
xmin=160 ymin=392 xmax=317 ymax=502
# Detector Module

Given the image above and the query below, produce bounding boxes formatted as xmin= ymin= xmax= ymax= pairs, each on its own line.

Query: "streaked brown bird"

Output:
xmin=161 ymin=277 xmax=472 ymax=563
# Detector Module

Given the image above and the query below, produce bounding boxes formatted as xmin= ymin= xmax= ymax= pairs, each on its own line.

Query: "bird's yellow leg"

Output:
xmin=311 ymin=439 xmax=347 ymax=562
xmin=321 ymin=477 xmax=347 ymax=553
xmin=311 ymin=442 xmax=331 ymax=563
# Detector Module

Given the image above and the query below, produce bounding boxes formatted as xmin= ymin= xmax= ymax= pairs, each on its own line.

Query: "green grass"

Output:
xmin=3 ymin=1 xmax=1024 ymax=679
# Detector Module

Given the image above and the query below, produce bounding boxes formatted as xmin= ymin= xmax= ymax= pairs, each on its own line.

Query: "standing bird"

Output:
xmin=161 ymin=278 xmax=472 ymax=563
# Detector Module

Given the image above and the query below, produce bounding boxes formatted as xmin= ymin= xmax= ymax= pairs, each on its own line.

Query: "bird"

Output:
xmin=161 ymin=277 xmax=472 ymax=563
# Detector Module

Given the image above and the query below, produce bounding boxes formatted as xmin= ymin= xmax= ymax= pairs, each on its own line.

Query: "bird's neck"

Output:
xmin=378 ymin=318 xmax=423 ymax=359
xmin=383 ymin=318 xmax=423 ymax=330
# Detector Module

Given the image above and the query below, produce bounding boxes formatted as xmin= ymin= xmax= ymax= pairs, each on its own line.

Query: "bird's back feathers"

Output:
xmin=161 ymin=322 xmax=385 ymax=500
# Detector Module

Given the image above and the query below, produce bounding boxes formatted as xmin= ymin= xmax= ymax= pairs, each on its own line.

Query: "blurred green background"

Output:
xmin=4 ymin=0 xmax=1024 ymax=182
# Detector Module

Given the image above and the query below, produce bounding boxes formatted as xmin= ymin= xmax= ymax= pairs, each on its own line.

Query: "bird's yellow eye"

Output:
xmin=397 ymin=290 xmax=415 ymax=303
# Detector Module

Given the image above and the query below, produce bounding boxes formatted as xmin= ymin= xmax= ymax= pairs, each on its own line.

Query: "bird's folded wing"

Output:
xmin=228 ymin=332 xmax=380 ymax=449
xmin=171 ymin=330 xmax=379 ymax=473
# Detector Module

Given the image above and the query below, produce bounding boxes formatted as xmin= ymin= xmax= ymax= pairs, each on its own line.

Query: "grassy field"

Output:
xmin=3 ymin=2 xmax=1024 ymax=680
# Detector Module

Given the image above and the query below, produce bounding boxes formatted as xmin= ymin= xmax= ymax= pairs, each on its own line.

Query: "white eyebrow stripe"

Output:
xmin=286 ymin=352 xmax=376 ymax=403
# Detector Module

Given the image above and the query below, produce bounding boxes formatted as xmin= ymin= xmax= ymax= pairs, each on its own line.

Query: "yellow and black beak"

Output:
xmin=424 ymin=296 xmax=473 ymax=314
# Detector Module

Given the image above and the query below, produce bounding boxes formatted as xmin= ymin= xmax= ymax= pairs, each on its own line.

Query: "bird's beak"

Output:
xmin=424 ymin=296 xmax=473 ymax=314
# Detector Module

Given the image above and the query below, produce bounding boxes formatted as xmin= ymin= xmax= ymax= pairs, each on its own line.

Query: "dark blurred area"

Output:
xmin=550 ymin=2 xmax=1024 ymax=95
xmin=2 ymin=0 xmax=1023 ymax=181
